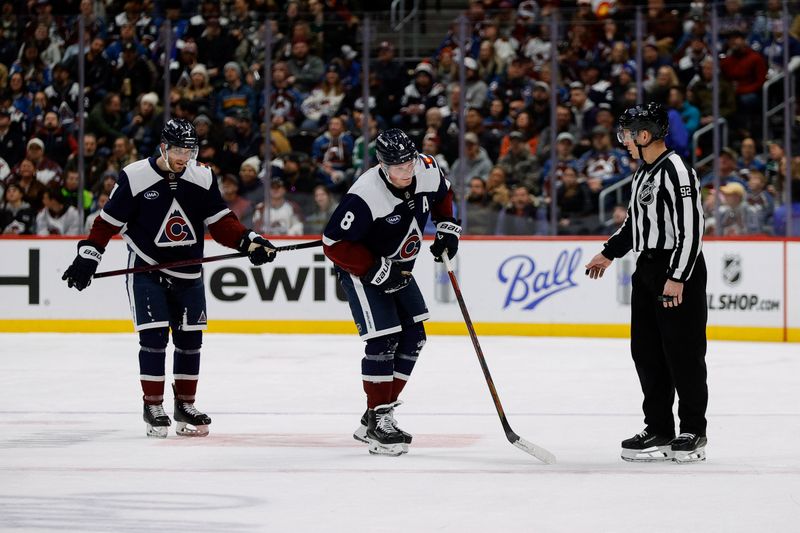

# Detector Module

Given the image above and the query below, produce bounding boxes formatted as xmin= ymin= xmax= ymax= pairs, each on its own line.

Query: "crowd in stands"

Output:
xmin=1 ymin=0 xmax=799 ymax=238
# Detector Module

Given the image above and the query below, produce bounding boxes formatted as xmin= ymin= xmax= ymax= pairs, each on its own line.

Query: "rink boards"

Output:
xmin=0 ymin=236 xmax=797 ymax=342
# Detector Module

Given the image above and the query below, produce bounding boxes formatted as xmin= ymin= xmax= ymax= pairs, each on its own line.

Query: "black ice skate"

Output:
xmin=621 ymin=428 xmax=674 ymax=462
xmin=173 ymin=400 xmax=211 ymax=438
xmin=143 ymin=403 xmax=171 ymax=438
xmin=354 ymin=401 xmax=412 ymax=445
xmin=366 ymin=404 xmax=408 ymax=456
xmin=671 ymin=433 xmax=707 ymax=463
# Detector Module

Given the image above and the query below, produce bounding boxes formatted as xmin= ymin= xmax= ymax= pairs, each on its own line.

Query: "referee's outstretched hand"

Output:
xmin=584 ymin=253 xmax=612 ymax=280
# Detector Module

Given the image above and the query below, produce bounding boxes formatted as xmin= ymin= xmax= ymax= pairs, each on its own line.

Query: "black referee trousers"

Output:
xmin=630 ymin=250 xmax=708 ymax=437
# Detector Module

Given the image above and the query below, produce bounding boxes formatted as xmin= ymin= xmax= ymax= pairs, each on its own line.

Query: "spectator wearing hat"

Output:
xmin=215 ymin=61 xmax=256 ymax=126
xmin=568 ymin=81 xmax=597 ymax=141
xmin=461 ymin=56 xmax=489 ymax=111
xmin=594 ymin=103 xmax=616 ymax=133
xmin=36 ymin=186 xmax=81 ymax=236
xmin=0 ymin=110 xmax=25 ymax=167
xmin=540 ymin=132 xmax=579 ymax=194
xmin=15 ymin=137 xmax=61 ymax=185
xmin=720 ymin=29 xmax=768 ymax=135
xmin=300 ymin=63 xmax=346 ymax=133
xmin=237 ymin=155 xmax=265 ymax=207
xmin=0 ymin=182 xmax=35 ymax=234
xmin=252 ymin=177 xmax=304 ymax=236
xmin=312 ymin=116 xmax=354 ymax=193
xmin=451 ymin=132 xmax=493 ymax=190
xmin=219 ymin=108 xmax=261 ymax=173
xmin=435 ymin=47 xmax=458 ymax=85
xmin=396 ymin=61 xmax=449 ymax=140
xmin=611 ymin=62 xmax=637 ymax=115
xmin=338 ymin=44 xmax=361 ymax=92
xmin=121 ymin=92 xmax=161 ymax=159
xmin=112 ymin=40 xmax=157 ymax=111
xmin=86 ymin=92 xmax=125 ymax=150
xmin=32 ymin=111 xmax=77 ymax=169
xmin=277 ymin=152 xmax=316 ymax=204
xmin=498 ymin=130 xmax=540 ymax=195
xmin=287 ymin=38 xmax=325 ymax=97
xmin=536 ymin=105 xmax=580 ymax=161
xmin=181 ymin=63 xmax=214 ymax=112
xmin=44 ymin=63 xmax=80 ymax=117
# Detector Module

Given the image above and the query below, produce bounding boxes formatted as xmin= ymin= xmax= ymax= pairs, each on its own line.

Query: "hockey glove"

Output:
xmin=363 ymin=257 xmax=412 ymax=294
xmin=62 ymin=240 xmax=104 ymax=291
xmin=430 ymin=219 xmax=462 ymax=262
xmin=239 ymin=230 xmax=277 ymax=266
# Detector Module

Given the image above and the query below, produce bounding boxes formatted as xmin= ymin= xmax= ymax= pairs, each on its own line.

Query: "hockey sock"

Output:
xmin=391 ymin=323 xmax=426 ymax=402
xmin=173 ymin=329 xmax=202 ymax=402
xmin=363 ymin=334 xmax=399 ymax=408
xmin=139 ymin=328 xmax=169 ymax=404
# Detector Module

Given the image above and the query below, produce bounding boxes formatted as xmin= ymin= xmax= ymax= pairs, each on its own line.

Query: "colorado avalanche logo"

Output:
xmin=638 ymin=181 xmax=657 ymax=205
xmin=399 ymin=234 xmax=421 ymax=259
xmin=155 ymin=199 xmax=197 ymax=247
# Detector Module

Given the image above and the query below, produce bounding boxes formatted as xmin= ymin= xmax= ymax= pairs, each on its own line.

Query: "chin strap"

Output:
xmin=159 ymin=146 xmax=176 ymax=173
xmin=634 ymin=135 xmax=660 ymax=160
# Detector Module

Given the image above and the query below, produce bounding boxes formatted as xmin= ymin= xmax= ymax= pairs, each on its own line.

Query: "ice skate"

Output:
xmin=354 ymin=401 xmax=412 ymax=445
xmin=143 ymin=403 xmax=171 ymax=438
xmin=621 ymin=428 xmax=674 ymax=462
xmin=671 ymin=433 xmax=707 ymax=463
xmin=174 ymin=398 xmax=211 ymax=437
xmin=366 ymin=404 xmax=408 ymax=456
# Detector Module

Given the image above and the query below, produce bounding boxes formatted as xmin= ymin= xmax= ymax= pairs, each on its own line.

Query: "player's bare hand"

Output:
xmin=584 ymin=253 xmax=612 ymax=280
xmin=660 ymin=279 xmax=684 ymax=308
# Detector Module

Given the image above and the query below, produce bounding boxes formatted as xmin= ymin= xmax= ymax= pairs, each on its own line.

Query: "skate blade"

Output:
xmin=368 ymin=440 xmax=408 ymax=456
xmin=146 ymin=424 xmax=168 ymax=438
xmin=353 ymin=424 xmax=368 ymax=444
xmin=621 ymin=445 xmax=673 ymax=462
xmin=673 ymin=447 xmax=706 ymax=463
xmin=176 ymin=421 xmax=210 ymax=437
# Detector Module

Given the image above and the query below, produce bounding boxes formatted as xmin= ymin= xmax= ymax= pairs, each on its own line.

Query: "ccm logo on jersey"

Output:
xmin=679 ymin=185 xmax=692 ymax=198
xmin=144 ymin=190 xmax=159 ymax=200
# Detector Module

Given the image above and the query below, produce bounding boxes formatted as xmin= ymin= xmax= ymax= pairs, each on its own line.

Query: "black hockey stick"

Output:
xmin=94 ymin=240 xmax=323 ymax=279
xmin=441 ymin=254 xmax=556 ymax=464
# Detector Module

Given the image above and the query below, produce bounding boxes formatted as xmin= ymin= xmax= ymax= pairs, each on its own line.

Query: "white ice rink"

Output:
xmin=1 ymin=333 xmax=799 ymax=532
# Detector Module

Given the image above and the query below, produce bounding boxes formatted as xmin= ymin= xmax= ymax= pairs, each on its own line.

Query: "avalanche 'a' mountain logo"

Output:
xmin=155 ymin=199 xmax=197 ymax=247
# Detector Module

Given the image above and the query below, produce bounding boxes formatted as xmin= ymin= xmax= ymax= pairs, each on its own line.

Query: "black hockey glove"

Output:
xmin=239 ymin=230 xmax=277 ymax=266
xmin=430 ymin=219 xmax=462 ymax=262
xmin=363 ymin=257 xmax=412 ymax=294
xmin=62 ymin=240 xmax=104 ymax=291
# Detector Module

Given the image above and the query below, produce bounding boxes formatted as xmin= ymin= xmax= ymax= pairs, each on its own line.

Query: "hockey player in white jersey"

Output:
xmin=63 ymin=119 xmax=277 ymax=438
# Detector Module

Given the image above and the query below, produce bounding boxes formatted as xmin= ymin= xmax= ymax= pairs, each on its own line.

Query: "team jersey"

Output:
xmin=323 ymin=154 xmax=454 ymax=276
xmin=99 ymin=157 xmax=232 ymax=279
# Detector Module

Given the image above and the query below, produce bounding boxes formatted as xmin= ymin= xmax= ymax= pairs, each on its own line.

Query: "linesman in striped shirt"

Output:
xmin=584 ymin=103 xmax=708 ymax=463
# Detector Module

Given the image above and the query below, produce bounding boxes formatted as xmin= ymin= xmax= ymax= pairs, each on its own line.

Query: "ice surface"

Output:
xmin=1 ymin=333 xmax=799 ymax=532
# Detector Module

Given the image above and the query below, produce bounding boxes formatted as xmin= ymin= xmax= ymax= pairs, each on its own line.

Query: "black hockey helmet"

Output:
xmin=375 ymin=128 xmax=418 ymax=166
xmin=161 ymin=118 xmax=199 ymax=150
xmin=617 ymin=102 xmax=669 ymax=141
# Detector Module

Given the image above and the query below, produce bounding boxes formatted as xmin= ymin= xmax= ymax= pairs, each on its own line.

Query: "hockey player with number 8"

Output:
xmin=62 ymin=119 xmax=278 ymax=438
xmin=323 ymin=128 xmax=460 ymax=456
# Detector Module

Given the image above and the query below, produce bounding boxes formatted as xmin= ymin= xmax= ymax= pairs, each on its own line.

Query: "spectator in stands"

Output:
xmin=112 ymin=41 xmax=156 ymax=111
xmin=300 ymin=63 xmax=346 ymax=133
xmin=498 ymin=132 xmax=540 ymax=194
xmin=499 ymin=110 xmax=538 ymax=160
xmin=270 ymin=61 xmax=303 ymax=139
xmin=739 ymin=138 xmax=767 ymax=173
xmin=304 ymin=184 xmax=339 ymax=235
xmin=72 ymin=36 xmax=111 ymax=108
xmin=105 ymin=22 xmax=147 ymax=65
xmin=465 ymin=176 xmax=496 ymax=235
xmin=648 ymin=66 xmax=680 ymax=105
xmin=19 ymin=137 xmax=61 ymax=185
xmin=287 ymin=38 xmax=324 ymax=97
xmin=461 ymin=57 xmax=489 ymax=111
xmin=44 ymin=63 xmax=79 ymax=118
xmin=578 ymin=125 xmax=632 ymax=205
xmin=421 ymin=132 xmax=450 ymax=175
xmin=84 ymin=190 xmax=110 ymax=234
xmin=6 ymin=72 xmax=33 ymax=121
xmin=594 ymin=103 xmax=616 ymax=133
xmin=600 ymin=204 xmax=628 ymax=236
xmin=489 ymin=57 xmax=532 ymax=107
xmin=0 ymin=182 xmax=36 ymax=234
xmin=352 ymin=115 xmax=378 ymax=173
xmin=7 ymin=158 xmax=45 ymax=210
xmin=477 ymin=39 xmax=503 ymax=84
xmin=451 ymin=132 xmax=493 ymax=187
xmin=701 ymin=148 xmax=747 ymax=188
xmin=312 ymin=115 xmax=353 ymax=193
xmin=371 ymin=41 xmax=406 ymax=123
xmin=677 ymin=36 xmax=709 ymax=86
xmin=181 ymin=63 xmax=213 ymax=112
xmin=237 ymin=156 xmax=264 ymax=206
xmin=252 ymin=177 xmax=303 ymax=236
xmin=196 ymin=13 xmax=236 ymax=81
xmin=720 ymin=29 xmax=767 ymax=135
xmin=495 ymin=185 xmax=539 ymax=235
xmin=87 ymin=92 xmax=125 ymax=149
xmin=641 ymin=41 xmax=670 ymax=94
xmin=397 ymin=62 xmax=448 ymax=141
xmin=541 ymin=132 xmax=578 ymax=189
xmin=0 ymin=109 xmax=25 ymax=167
xmin=215 ymin=61 xmax=256 ymax=126
xmin=688 ymin=57 xmax=737 ymax=127
xmin=60 ymin=168 xmax=92 ymax=215
xmin=65 ymin=133 xmax=107 ymax=192
xmin=32 ymin=111 xmax=76 ymax=169
xmin=537 ymin=105 xmax=580 ymax=160
xmin=106 ymin=136 xmax=137 ymax=175
xmin=612 ymin=65 xmax=637 ymax=115
xmin=228 ymin=108 xmax=261 ymax=162
xmin=711 ymin=181 xmax=762 ymax=235
xmin=746 ymin=169 xmax=775 ymax=233
xmin=555 ymin=166 xmax=594 ymax=235
xmin=122 ymin=92 xmax=161 ymax=159
xmin=220 ymin=173 xmax=252 ymax=224
xmin=436 ymin=47 xmax=457 ymax=85
xmin=36 ymin=186 xmax=80 ymax=236
xmin=669 ymin=86 xmax=701 ymax=139
xmin=278 ymin=152 xmax=317 ymax=203
xmin=12 ymin=39 xmax=51 ymax=94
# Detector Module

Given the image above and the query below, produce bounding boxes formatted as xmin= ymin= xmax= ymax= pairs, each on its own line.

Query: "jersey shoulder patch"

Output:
xmin=123 ymin=159 xmax=161 ymax=197
xmin=348 ymin=167 xmax=399 ymax=219
xmin=180 ymin=163 xmax=214 ymax=190
xmin=415 ymin=153 xmax=444 ymax=194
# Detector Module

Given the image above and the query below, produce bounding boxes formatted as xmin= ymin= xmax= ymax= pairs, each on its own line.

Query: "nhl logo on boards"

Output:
xmin=155 ymin=199 xmax=197 ymax=247
xmin=722 ymin=254 xmax=742 ymax=286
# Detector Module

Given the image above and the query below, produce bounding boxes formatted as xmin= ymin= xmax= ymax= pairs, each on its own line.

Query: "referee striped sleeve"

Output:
xmin=664 ymin=155 xmax=704 ymax=282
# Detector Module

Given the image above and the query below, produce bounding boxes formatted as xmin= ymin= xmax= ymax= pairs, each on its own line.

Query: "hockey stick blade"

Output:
xmin=509 ymin=431 xmax=557 ymax=464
